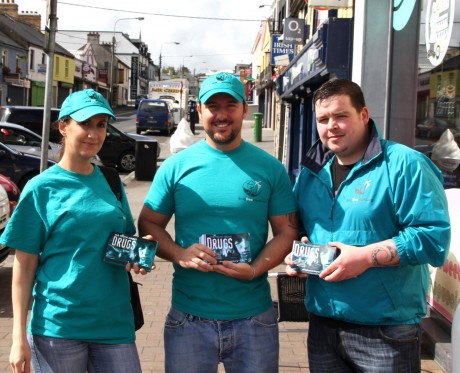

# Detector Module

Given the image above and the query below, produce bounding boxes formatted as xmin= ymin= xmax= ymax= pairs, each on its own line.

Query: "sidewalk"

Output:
xmin=122 ymin=121 xmax=445 ymax=373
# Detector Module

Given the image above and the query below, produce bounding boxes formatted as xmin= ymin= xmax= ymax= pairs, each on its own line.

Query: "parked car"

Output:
xmin=0 ymin=183 xmax=10 ymax=264
xmin=0 ymin=106 xmax=61 ymax=143
xmin=134 ymin=94 xmax=148 ymax=109
xmin=0 ymin=122 xmax=61 ymax=162
xmin=0 ymin=173 xmax=20 ymax=216
xmin=0 ymin=142 xmax=55 ymax=191
xmin=0 ymin=106 xmax=159 ymax=173
xmin=101 ymin=123 xmax=158 ymax=172
xmin=136 ymin=99 xmax=175 ymax=136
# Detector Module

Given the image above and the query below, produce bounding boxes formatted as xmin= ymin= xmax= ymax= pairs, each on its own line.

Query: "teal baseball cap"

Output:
xmin=198 ymin=72 xmax=246 ymax=104
xmin=58 ymin=89 xmax=116 ymax=122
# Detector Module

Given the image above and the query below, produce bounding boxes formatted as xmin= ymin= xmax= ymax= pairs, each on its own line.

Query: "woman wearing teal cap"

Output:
xmin=2 ymin=89 xmax=149 ymax=373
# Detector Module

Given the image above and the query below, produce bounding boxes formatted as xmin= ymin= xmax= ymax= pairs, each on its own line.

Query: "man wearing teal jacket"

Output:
xmin=286 ymin=78 xmax=451 ymax=372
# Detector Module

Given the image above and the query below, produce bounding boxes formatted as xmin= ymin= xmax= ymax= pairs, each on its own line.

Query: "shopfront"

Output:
xmin=417 ymin=3 xmax=459 ymax=369
xmin=276 ymin=16 xmax=352 ymax=180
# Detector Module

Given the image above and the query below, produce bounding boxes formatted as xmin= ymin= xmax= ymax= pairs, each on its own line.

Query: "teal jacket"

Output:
xmin=293 ymin=120 xmax=451 ymax=325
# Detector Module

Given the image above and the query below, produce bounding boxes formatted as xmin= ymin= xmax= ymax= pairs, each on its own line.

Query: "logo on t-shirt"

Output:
xmin=243 ymin=179 xmax=262 ymax=197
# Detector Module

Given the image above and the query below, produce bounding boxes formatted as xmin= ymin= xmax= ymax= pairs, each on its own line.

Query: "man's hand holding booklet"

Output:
xmin=290 ymin=240 xmax=338 ymax=275
xmin=199 ymin=233 xmax=251 ymax=263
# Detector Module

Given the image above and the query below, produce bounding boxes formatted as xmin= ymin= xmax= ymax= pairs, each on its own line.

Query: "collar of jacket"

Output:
xmin=300 ymin=118 xmax=382 ymax=173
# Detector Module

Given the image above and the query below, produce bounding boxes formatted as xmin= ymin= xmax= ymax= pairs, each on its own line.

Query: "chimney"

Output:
xmin=0 ymin=1 xmax=42 ymax=30
xmin=87 ymin=32 xmax=101 ymax=45
xmin=0 ymin=0 xmax=19 ymax=18
xmin=18 ymin=11 xmax=41 ymax=30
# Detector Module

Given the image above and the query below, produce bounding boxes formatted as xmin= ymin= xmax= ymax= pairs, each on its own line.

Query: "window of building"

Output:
xmin=415 ymin=0 xmax=459 ymax=158
xmin=29 ymin=50 xmax=34 ymax=70
xmin=2 ymin=49 xmax=8 ymax=74
xmin=55 ymin=56 xmax=60 ymax=76
xmin=415 ymin=0 xmax=459 ymax=191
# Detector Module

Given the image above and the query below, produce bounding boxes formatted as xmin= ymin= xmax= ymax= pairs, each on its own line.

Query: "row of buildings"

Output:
xmin=248 ymin=1 xmax=458 ymax=371
xmin=0 ymin=0 xmax=157 ymax=108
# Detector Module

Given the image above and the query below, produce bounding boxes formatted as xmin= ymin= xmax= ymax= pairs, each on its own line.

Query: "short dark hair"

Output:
xmin=313 ymin=78 xmax=366 ymax=112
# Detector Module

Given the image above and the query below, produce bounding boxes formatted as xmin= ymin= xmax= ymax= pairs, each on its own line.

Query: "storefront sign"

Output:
xmin=131 ymin=56 xmax=139 ymax=88
xmin=284 ymin=18 xmax=306 ymax=45
xmin=393 ymin=0 xmax=417 ymax=31
xmin=427 ymin=189 xmax=460 ymax=322
xmin=429 ymin=70 xmax=457 ymax=119
xmin=425 ymin=0 xmax=456 ymax=67
xmin=277 ymin=18 xmax=351 ymax=98
xmin=307 ymin=0 xmax=351 ymax=7
xmin=279 ymin=42 xmax=322 ymax=93
xmin=271 ymin=35 xmax=295 ymax=66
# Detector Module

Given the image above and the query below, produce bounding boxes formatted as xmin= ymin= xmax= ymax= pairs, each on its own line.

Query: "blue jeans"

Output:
xmin=28 ymin=334 xmax=142 ymax=373
xmin=308 ymin=313 xmax=421 ymax=372
xmin=164 ymin=306 xmax=279 ymax=373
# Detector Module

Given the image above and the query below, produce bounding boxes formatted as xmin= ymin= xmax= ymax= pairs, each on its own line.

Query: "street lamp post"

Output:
xmin=110 ymin=17 xmax=144 ymax=106
xmin=193 ymin=61 xmax=206 ymax=76
xmin=159 ymin=41 xmax=180 ymax=80
xmin=181 ymin=55 xmax=193 ymax=78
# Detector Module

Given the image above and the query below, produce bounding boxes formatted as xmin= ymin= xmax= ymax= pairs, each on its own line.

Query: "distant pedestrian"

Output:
xmin=189 ymin=99 xmax=198 ymax=134
xmin=2 ymin=89 xmax=151 ymax=373
xmin=286 ymin=78 xmax=451 ymax=372
xmin=139 ymin=72 xmax=298 ymax=373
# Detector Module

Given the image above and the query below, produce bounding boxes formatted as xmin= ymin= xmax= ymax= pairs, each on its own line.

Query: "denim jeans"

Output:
xmin=28 ymin=334 xmax=142 ymax=373
xmin=308 ymin=313 xmax=421 ymax=372
xmin=164 ymin=306 xmax=279 ymax=373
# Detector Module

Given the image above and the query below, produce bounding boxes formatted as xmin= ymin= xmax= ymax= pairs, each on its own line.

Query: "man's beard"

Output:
xmin=205 ymin=122 xmax=240 ymax=145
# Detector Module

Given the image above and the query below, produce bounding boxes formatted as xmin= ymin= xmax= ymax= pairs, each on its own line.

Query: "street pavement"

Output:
xmin=0 ymin=120 xmax=445 ymax=372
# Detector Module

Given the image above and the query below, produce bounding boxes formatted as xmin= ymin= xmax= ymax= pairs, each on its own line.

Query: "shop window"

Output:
xmin=416 ymin=0 xmax=459 ymax=145
xmin=416 ymin=0 xmax=459 ymax=191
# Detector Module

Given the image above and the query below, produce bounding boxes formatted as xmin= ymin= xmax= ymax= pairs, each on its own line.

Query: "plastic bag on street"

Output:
xmin=170 ymin=118 xmax=200 ymax=154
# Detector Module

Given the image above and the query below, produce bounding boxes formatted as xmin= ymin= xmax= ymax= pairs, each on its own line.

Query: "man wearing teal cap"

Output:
xmin=139 ymin=72 xmax=299 ymax=372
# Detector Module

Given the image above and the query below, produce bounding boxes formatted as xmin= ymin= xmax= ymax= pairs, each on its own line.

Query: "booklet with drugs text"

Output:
xmin=104 ymin=233 xmax=158 ymax=272
xmin=290 ymin=241 xmax=338 ymax=275
xmin=199 ymin=233 xmax=251 ymax=263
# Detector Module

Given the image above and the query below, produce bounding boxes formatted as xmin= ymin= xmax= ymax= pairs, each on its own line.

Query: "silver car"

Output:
xmin=0 ymin=121 xmax=61 ymax=162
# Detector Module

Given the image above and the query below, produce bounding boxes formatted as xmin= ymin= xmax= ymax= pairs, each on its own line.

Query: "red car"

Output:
xmin=0 ymin=173 xmax=20 ymax=216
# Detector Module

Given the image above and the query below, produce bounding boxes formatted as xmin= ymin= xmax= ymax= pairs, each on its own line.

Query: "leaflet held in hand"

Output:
xmin=290 ymin=241 xmax=338 ymax=275
xmin=199 ymin=233 xmax=251 ymax=263
xmin=104 ymin=233 xmax=158 ymax=272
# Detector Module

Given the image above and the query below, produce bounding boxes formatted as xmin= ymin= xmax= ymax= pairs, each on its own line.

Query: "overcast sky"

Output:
xmin=16 ymin=0 xmax=271 ymax=73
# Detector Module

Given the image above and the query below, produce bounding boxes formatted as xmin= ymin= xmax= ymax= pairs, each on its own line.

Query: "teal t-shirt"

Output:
xmin=0 ymin=165 xmax=136 ymax=343
xmin=144 ymin=140 xmax=297 ymax=319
